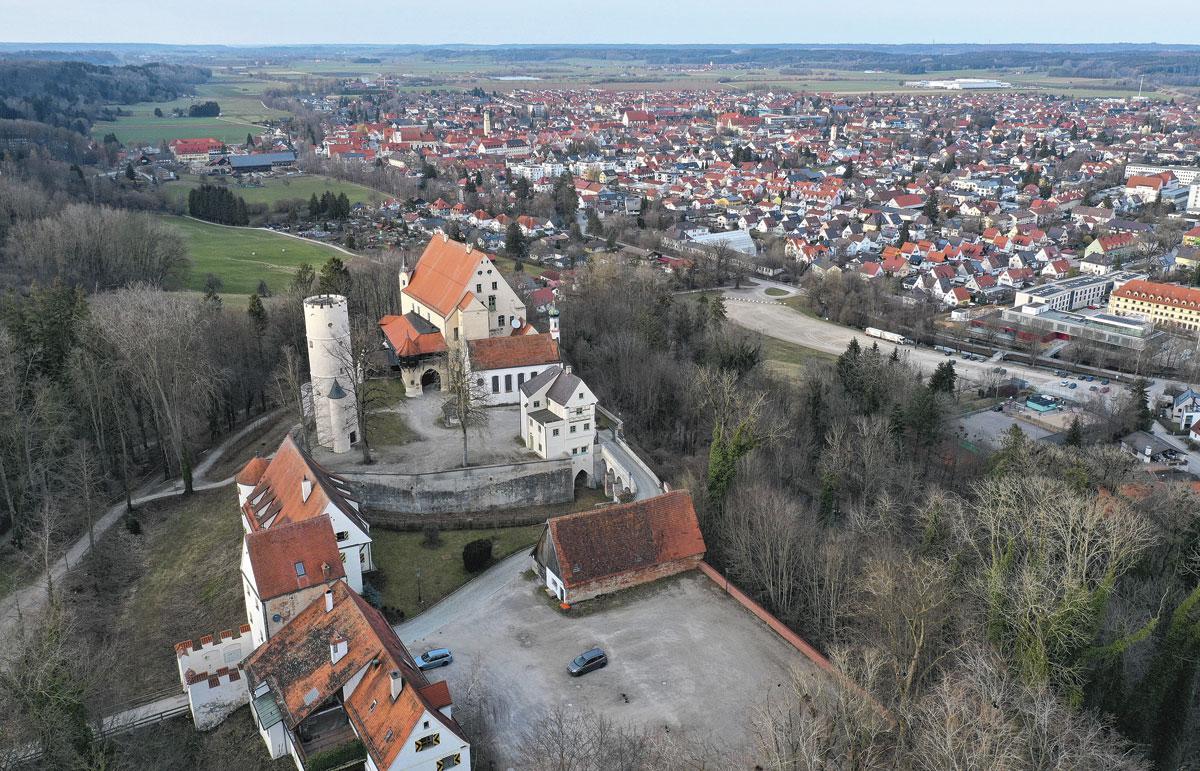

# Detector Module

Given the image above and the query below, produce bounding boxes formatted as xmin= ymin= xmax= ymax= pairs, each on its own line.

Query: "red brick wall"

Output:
xmin=567 ymin=555 xmax=702 ymax=604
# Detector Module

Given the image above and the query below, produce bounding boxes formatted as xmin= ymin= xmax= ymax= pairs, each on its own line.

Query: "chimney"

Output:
xmin=324 ymin=589 xmax=334 ymax=613
xmin=330 ymin=631 xmax=348 ymax=665
xmin=389 ymin=670 xmax=404 ymax=701
xmin=563 ymin=365 xmax=572 ymax=376
xmin=442 ymin=232 xmax=449 ymax=243
xmin=301 ymin=477 xmax=313 ymax=502
xmin=321 ymin=562 xmax=331 ymax=579
xmin=465 ymin=243 xmax=473 ymax=254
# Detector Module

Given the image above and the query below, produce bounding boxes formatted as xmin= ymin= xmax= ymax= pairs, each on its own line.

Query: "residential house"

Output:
xmin=519 ymin=365 xmax=597 ymax=480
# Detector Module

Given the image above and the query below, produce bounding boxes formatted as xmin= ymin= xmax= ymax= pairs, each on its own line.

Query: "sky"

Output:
xmin=1 ymin=0 xmax=1197 ymax=47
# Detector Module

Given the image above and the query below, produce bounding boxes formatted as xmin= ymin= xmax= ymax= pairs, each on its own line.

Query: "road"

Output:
xmin=0 ymin=410 xmax=284 ymax=639
xmin=597 ymin=432 xmax=663 ymax=501
xmin=721 ymin=282 xmax=1128 ymax=404
xmin=394 ymin=550 xmax=531 ymax=644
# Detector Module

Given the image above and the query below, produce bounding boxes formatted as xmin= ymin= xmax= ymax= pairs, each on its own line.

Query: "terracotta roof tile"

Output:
xmin=243 ymin=435 xmax=366 ymax=534
xmin=245 ymin=516 xmax=345 ymax=601
xmin=405 ymin=235 xmax=494 ymax=317
xmin=548 ymin=490 xmax=706 ymax=588
xmin=236 ymin=455 xmax=270 ymax=486
xmin=467 ymin=333 xmax=559 ymax=371
xmin=379 ymin=313 xmax=448 ymax=358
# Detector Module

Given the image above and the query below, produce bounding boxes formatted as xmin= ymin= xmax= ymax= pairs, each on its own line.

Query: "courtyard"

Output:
xmin=315 ymin=389 xmax=540 ymax=473
xmin=397 ymin=554 xmax=821 ymax=766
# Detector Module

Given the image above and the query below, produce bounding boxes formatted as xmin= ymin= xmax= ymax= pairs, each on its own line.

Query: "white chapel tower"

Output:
xmin=303 ymin=294 xmax=359 ymax=453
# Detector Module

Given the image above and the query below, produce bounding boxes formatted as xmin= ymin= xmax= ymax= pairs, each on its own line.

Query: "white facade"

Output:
xmin=520 ymin=366 xmax=598 ymax=480
xmin=476 ymin=364 xmax=552 ymax=406
xmin=304 ymin=295 xmax=359 ymax=453
xmin=176 ymin=628 xmax=254 ymax=730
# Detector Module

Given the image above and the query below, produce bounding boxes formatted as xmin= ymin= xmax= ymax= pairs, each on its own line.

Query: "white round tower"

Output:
xmin=303 ymin=294 xmax=359 ymax=453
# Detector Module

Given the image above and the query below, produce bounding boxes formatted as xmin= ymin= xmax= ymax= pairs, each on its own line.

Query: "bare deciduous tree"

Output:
xmin=442 ymin=350 xmax=489 ymax=468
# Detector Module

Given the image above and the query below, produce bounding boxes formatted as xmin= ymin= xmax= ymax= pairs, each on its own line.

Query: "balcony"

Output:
xmin=293 ymin=705 xmax=365 ymax=770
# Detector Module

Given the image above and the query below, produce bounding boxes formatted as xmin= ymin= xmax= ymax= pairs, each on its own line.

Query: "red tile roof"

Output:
xmin=236 ymin=455 xmax=270 ymax=486
xmin=467 ymin=333 xmax=559 ymax=371
xmin=245 ymin=516 xmax=345 ymax=600
xmin=379 ymin=314 xmax=448 ymax=358
xmin=405 ymin=235 xmax=494 ymax=317
xmin=1112 ymin=280 xmax=1200 ymax=311
xmin=242 ymin=435 xmax=366 ymax=535
xmin=547 ymin=490 xmax=706 ymax=589
xmin=245 ymin=582 xmax=466 ymax=769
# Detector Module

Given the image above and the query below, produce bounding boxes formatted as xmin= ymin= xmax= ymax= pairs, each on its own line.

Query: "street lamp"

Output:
xmin=416 ymin=568 xmax=423 ymax=605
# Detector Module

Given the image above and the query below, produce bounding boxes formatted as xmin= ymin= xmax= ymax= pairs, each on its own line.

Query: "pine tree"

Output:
xmin=317 ymin=256 xmax=352 ymax=296
xmin=929 ymin=361 xmax=957 ymax=394
xmin=308 ymin=194 xmax=321 ymax=218
xmin=1064 ymin=416 xmax=1083 ymax=447
xmin=247 ymin=293 xmax=267 ymax=332
xmin=836 ymin=338 xmax=862 ymax=392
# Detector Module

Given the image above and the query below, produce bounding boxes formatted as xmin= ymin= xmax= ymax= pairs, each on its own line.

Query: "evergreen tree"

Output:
xmin=308 ymin=194 xmax=321 ymax=218
xmin=316 ymin=256 xmax=352 ymax=296
xmin=1128 ymin=377 xmax=1153 ymax=432
xmin=1064 ymin=416 xmax=1084 ymax=447
xmin=586 ymin=209 xmax=603 ymax=237
xmin=255 ymin=279 xmax=271 ymax=298
xmin=291 ymin=263 xmax=315 ymax=294
xmin=929 ymin=360 xmax=957 ymax=394
xmin=836 ymin=338 xmax=862 ymax=393
xmin=505 ymin=222 xmax=526 ymax=260
xmin=336 ymin=192 xmax=351 ymax=219
xmin=247 ymin=293 xmax=267 ymax=332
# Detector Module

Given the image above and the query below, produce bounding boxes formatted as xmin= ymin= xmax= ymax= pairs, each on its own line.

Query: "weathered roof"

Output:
xmin=547 ymin=369 xmax=584 ymax=407
xmin=244 ymin=516 xmax=344 ymax=601
xmin=520 ymin=364 xmax=561 ymax=397
xmin=245 ymin=582 xmax=467 ymax=769
xmin=468 ymin=333 xmax=559 ymax=371
xmin=546 ymin=490 xmax=706 ymax=589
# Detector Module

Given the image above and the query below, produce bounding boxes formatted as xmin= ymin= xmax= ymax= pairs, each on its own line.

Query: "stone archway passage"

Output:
xmin=420 ymin=368 xmax=441 ymax=391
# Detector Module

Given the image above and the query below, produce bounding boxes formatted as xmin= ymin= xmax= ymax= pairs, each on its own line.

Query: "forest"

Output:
xmin=0 ymin=60 xmax=209 ymax=133
xmin=558 ymin=264 xmax=1200 ymax=769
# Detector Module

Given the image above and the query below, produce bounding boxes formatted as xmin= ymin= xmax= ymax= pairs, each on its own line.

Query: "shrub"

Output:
xmin=361 ymin=581 xmax=382 ymax=609
xmin=422 ymin=525 xmax=441 ymax=548
xmin=463 ymin=538 xmax=494 ymax=573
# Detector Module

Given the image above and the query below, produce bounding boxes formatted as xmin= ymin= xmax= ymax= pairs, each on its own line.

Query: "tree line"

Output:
xmin=188 ymin=184 xmax=249 ymax=226
xmin=560 ymin=264 xmax=1200 ymax=768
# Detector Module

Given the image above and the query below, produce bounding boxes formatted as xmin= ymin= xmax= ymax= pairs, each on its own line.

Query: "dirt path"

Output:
xmin=0 ymin=410 xmax=281 ymax=639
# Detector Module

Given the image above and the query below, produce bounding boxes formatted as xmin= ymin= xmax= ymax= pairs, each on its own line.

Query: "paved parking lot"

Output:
xmin=399 ymin=555 xmax=819 ymax=766
xmin=956 ymin=406 xmax=1055 ymax=448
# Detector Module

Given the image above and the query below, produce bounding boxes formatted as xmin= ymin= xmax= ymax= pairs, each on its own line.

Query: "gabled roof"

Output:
xmin=405 ymin=234 xmax=495 ymax=317
xmin=244 ymin=582 xmax=467 ymax=769
xmin=379 ymin=313 xmax=448 ymax=358
xmin=468 ymin=333 xmax=559 ymax=371
xmin=545 ymin=490 xmax=705 ymax=589
xmin=236 ymin=455 xmax=270 ymax=486
xmin=245 ymin=516 xmax=345 ymax=601
xmin=241 ymin=435 xmax=367 ymax=535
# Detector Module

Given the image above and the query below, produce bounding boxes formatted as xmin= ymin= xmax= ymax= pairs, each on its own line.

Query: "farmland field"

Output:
xmin=162 ymin=173 xmax=385 ymax=209
xmin=159 ymin=214 xmax=347 ymax=295
xmin=90 ymin=76 xmax=290 ymax=145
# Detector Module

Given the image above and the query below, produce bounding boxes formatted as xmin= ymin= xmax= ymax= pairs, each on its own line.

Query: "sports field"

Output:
xmin=160 ymin=214 xmax=347 ymax=295
xmin=162 ymin=173 xmax=384 ymax=209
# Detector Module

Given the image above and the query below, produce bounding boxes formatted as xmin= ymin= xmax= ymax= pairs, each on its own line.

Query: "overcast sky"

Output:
xmin=1 ymin=0 xmax=1196 ymax=46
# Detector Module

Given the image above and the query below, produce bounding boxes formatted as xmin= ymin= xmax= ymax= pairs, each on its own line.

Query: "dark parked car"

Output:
xmin=416 ymin=648 xmax=453 ymax=671
xmin=568 ymin=648 xmax=608 ymax=676
xmin=1101 ymin=378 xmax=1110 ymax=385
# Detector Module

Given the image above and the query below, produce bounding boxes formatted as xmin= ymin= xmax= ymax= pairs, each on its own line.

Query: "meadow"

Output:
xmin=90 ymin=77 xmax=290 ymax=146
xmin=162 ymin=172 xmax=384 ymax=209
xmin=160 ymin=214 xmax=347 ymax=295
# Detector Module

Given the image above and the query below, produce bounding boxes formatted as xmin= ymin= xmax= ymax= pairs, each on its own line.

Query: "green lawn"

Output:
xmin=162 ymin=173 xmax=384 ymax=210
xmin=370 ymin=525 xmax=545 ymax=619
xmin=158 ymin=214 xmax=346 ymax=295
xmin=90 ymin=77 xmax=290 ymax=146
xmin=764 ymin=287 xmax=790 ymax=297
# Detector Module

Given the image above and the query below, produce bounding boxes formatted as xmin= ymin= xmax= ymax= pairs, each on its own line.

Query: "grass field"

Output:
xmin=371 ymin=525 xmax=545 ymax=619
xmin=162 ymin=173 xmax=385 ymax=209
xmin=160 ymin=214 xmax=347 ymax=295
xmin=64 ymin=487 xmax=243 ymax=705
xmin=91 ymin=77 xmax=290 ymax=146
xmin=758 ymin=333 xmax=836 ymax=380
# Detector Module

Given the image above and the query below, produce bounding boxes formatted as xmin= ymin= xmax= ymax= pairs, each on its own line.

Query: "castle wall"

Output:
xmin=340 ymin=457 xmax=574 ymax=517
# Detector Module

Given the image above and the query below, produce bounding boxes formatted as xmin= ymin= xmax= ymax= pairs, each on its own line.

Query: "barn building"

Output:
xmin=532 ymin=490 xmax=706 ymax=604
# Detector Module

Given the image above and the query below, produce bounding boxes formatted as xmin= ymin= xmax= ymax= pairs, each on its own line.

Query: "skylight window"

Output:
xmin=294 ymin=562 xmax=306 ymax=577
